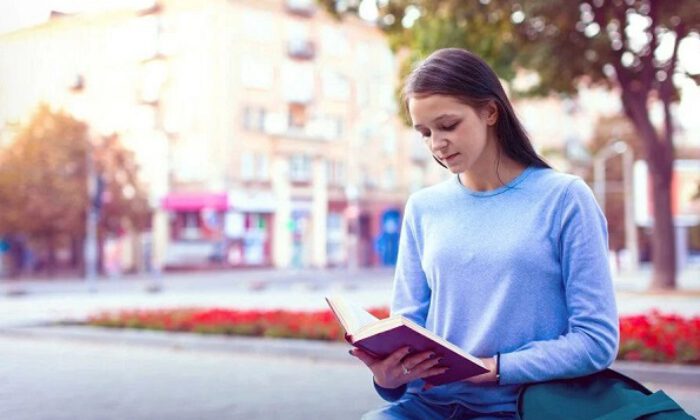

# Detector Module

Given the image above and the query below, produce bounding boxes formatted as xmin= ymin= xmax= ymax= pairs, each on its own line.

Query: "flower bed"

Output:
xmin=618 ymin=310 xmax=700 ymax=364
xmin=88 ymin=307 xmax=389 ymax=341
xmin=87 ymin=308 xmax=699 ymax=364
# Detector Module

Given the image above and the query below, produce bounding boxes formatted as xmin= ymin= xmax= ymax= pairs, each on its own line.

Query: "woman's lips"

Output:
xmin=444 ymin=153 xmax=459 ymax=164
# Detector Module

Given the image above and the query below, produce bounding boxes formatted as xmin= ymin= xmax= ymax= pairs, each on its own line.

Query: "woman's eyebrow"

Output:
xmin=413 ymin=114 xmax=460 ymax=129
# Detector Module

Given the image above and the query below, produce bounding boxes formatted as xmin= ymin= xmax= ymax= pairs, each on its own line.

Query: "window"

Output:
xmin=241 ymin=152 xmax=255 ymax=181
xmin=289 ymin=154 xmax=312 ymax=182
xmin=256 ymin=154 xmax=269 ymax=181
xmin=289 ymin=103 xmax=308 ymax=129
xmin=288 ymin=38 xmax=315 ymax=60
xmin=285 ymin=0 xmax=316 ymax=17
xmin=286 ymin=21 xmax=314 ymax=59
xmin=326 ymin=160 xmax=345 ymax=186
xmin=242 ymin=106 xmax=266 ymax=131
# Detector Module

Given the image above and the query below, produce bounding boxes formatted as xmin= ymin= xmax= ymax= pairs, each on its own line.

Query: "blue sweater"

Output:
xmin=379 ymin=166 xmax=619 ymax=413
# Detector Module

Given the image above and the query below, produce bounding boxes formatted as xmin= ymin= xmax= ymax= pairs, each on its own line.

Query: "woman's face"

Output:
xmin=407 ymin=94 xmax=497 ymax=174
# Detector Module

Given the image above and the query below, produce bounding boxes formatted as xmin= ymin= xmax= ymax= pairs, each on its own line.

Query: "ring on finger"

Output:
xmin=401 ymin=362 xmax=410 ymax=375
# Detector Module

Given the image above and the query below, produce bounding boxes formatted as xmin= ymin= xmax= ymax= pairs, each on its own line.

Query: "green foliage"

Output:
xmin=321 ymin=0 xmax=699 ymax=98
xmin=320 ymin=0 xmax=700 ymax=288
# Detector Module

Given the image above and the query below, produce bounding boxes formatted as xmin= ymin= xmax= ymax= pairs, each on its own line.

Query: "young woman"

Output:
xmin=350 ymin=48 xmax=619 ymax=419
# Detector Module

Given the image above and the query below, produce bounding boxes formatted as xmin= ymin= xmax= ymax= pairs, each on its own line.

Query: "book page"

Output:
xmin=326 ymin=296 xmax=379 ymax=334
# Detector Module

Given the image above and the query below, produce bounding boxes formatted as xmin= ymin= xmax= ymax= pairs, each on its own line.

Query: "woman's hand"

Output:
xmin=464 ymin=356 xmax=497 ymax=384
xmin=349 ymin=346 xmax=449 ymax=390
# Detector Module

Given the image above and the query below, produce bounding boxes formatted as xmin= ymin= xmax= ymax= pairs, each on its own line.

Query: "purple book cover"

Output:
xmin=351 ymin=325 xmax=488 ymax=386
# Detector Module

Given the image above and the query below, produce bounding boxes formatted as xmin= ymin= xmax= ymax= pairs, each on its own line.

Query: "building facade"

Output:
xmin=0 ymin=0 xmax=445 ymax=271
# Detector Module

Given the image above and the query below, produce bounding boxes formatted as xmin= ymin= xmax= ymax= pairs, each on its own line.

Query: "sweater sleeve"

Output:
xmin=371 ymin=198 xmax=431 ymax=400
xmin=499 ymin=179 xmax=619 ymax=385
xmin=391 ymin=198 xmax=431 ymax=327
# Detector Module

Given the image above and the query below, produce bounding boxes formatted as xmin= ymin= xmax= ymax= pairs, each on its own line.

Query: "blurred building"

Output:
xmin=0 ymin=0 xmax=445 ymax=271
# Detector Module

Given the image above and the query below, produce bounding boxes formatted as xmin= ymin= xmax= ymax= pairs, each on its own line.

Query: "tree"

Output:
xmin=0 ymin=104 xmax=89 ymax=274
xmin=322 ymin=0 xmax=700 ymax=289
xmin=0 ymin=105 xmax=151 ymax=275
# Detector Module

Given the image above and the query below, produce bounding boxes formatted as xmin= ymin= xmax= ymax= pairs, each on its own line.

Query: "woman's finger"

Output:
xmin=349 ymin=348 xmax=379 ymax=366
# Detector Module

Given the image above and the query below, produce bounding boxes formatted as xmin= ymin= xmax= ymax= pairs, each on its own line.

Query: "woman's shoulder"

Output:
xmin=530 ymin=168 xmax=600 ymax=213
xmin=407 ymin=178 xmax=455 ymax=204
xmin=529 ymin=167 xmax=589 ymax=195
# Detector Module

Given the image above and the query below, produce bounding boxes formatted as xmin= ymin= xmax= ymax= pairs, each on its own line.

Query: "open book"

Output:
xmin=325 ymin=295 xmax=488 ymax=386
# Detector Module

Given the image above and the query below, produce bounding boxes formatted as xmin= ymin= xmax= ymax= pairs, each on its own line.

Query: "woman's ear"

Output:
xmin=484 ymin=101 xmax=498 ymax=126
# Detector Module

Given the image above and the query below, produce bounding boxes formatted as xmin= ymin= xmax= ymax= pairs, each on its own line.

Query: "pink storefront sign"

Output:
xmin=161 ymin=192 xmax=228 ymax=211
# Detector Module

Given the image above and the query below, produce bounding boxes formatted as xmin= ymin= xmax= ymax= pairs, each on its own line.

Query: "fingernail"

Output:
xmin=348 ymin=349 xmax=354 ymax=356
xmin=428 ymin=352 xmax=435 ymax=358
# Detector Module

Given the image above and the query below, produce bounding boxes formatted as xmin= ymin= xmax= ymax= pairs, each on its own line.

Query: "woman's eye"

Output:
xmin=440 ymin=123 xmax=458 ymax=131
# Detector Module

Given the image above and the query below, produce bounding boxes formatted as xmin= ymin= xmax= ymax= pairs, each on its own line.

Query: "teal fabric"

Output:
xmin=517 ymin=369 xmax=695 ymax=420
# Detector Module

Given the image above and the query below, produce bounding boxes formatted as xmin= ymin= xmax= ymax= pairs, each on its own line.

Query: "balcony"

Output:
xmin=287 ymin=39 xmax=315 ymax=60
xmin=285 ymin=0 xmax=316 ymax=17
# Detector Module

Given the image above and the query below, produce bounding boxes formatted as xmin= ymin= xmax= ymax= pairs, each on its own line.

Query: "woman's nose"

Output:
xmin=429 ymin=135 xmax=448 ymax=152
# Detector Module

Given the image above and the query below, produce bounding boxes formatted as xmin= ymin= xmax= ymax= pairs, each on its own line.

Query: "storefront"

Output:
xmin=225 ymin=190 xmax=276 ymax=267
xmin=161 ymin=191 xmax=275 ymax=269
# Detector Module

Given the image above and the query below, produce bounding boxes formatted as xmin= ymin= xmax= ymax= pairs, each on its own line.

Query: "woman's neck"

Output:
xmin=458 ymin=156 xmax=527 ymax=192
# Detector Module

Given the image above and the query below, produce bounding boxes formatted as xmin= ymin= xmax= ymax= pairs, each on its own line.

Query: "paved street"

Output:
xmin=0 ymin=335 xmax=382 ymax=420
xmin=0 ymin=332 xmax=698 ymax=420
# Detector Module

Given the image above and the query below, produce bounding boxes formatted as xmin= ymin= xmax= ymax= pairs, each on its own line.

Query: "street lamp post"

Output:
xmin=69 ymin=74 xmax=99 ymax=291
xmin=593 ymin=140 xmax=639 ymax=272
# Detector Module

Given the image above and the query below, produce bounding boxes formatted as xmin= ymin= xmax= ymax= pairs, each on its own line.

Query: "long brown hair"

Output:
xmin=403 ymin=48 xmax=549 ymax=169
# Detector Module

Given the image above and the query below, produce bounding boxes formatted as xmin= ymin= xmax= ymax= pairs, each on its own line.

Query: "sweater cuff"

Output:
xmin=373 ymin=379 xmax=407 ymax=402
xmin=497 ymin=351 xmax=526 ymax=385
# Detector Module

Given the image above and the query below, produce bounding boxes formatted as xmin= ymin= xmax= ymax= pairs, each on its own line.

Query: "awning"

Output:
xmin=162 ymin=192 xmax=227 ymax=211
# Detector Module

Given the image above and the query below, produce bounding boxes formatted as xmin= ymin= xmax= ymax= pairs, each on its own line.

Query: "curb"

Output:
xmin=2 ymin=324 xmax=699 ymax=387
